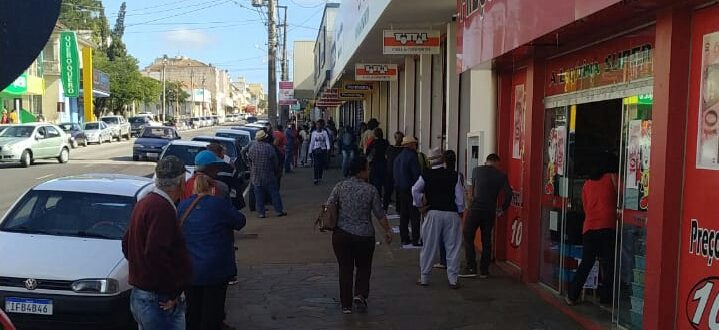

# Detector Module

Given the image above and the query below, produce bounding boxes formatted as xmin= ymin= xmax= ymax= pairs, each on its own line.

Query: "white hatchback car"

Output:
xmin=0 ymin=174 xmax=153 ymax=329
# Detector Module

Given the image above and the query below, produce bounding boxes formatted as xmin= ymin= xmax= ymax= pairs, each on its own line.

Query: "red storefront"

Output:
xmin=457 ymin=0 xmax=719 ymax=329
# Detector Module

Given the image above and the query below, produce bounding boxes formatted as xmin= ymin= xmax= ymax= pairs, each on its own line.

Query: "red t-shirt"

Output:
xmin=273 ymin=131 xmax=287 ymax=155
xmin=582 ymin=173 xmax=618 ymax=233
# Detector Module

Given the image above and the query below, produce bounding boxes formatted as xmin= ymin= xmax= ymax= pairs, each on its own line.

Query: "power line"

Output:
xmin=286 ymin=5 xmax=323 ymax=33
xmin=288 ymin=0 xmax=325 ymax=8
xmin=126 ymin=0 xmax=232 ymax=27
xmin=126 ymin=21 xmax=260 ymax=33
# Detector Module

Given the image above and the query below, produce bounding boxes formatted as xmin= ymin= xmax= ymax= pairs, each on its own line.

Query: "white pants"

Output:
xmin=419 ymin=210 xmax=462 ymax=285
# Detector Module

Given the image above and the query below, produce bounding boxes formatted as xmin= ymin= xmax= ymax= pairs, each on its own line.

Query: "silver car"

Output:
xmin=83 ymin=122 xmax=113 ymax=145
xmin=0 ymin=123 xmax=70 ymax=168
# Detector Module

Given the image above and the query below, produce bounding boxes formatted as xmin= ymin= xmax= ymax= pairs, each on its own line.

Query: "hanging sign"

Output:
xmin=60 ymin=31 xmax=80 ymax=97
xmin=355 ymin=64 xmax=398 ymax=81
xmin=279 ymin=81 xmax=295 ymax=105
xmin=341 ymin=81 xmax=373 ymax=93
xmin=339 ymin=92 xmax=364 ymax=100
xmin=383 ymin=30 xmax=441 ymax=55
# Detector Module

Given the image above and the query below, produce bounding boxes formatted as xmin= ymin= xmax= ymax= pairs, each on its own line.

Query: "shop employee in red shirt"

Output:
xmin=566 ymin=155 xmax=618 ymax=306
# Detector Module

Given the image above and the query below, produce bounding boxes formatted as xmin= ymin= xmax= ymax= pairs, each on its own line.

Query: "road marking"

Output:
xmin=35 ymin=174 xmax=54 ymax=180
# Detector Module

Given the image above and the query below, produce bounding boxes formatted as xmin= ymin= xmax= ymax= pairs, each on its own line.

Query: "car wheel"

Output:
xmin=20 ymin=150 xmax=32 ymax=168
xmin=70 ymin=139 xmax=78 ymax=149
xmin=57 ymin=147 xmax=69 ymax=164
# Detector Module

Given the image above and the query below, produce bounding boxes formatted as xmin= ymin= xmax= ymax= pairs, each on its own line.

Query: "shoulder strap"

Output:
xmin=179 ymin=195 xmax=207 ymax=227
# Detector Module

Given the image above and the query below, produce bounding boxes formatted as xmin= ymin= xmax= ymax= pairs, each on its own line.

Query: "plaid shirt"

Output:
xmin=247 ymin=141 xmax=279 ymax=186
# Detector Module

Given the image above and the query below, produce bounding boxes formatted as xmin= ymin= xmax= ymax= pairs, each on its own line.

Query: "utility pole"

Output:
xmin=202 ymin=74 xmax=207 ymax=117
xmin=267 ymin=0 xmax=278 ymax=126
xmin=162 ymin=55 xmax=168 ymax=122
xmin=277 ymin=4 xmax=288 ymax=125
xmin=189 ymin=68 xmax=194 ymax=116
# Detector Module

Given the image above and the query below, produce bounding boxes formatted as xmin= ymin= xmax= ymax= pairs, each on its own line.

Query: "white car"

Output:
xmin=83 ymin=122 xmax=113 ymax=144
xmin=0 ymin=174 xmax=154 ymax=329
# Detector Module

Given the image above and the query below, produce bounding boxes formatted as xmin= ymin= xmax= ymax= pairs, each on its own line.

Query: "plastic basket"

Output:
xmin=630 ymin=310 xmax=643 ymax=328
xmin=633 ymin=268 xmax=645 ymax=285
xmin=634 ymin=255 xmax=646 ymax=270
xmin=630 ymin=296 xmax=644 ymax=313
xmin=632 ymin=282 xmax=644 ymax=299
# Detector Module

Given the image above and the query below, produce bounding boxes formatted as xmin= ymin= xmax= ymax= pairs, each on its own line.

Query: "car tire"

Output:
xmin=20 ymin=150 xmax=32 ymax=168
xmin=57 ymin=147 xmax=69 ymax=164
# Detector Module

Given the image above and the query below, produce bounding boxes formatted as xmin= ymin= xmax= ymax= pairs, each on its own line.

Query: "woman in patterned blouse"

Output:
xmin=326 ymin=156 xmax=392 ymax=314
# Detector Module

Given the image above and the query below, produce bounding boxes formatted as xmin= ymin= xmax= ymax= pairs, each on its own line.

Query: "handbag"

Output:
xmin=315 ymin=203 xmax=338 ymax=232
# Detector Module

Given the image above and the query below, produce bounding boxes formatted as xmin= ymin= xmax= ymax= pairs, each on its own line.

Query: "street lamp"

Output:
xmin=162 ymin=54 xmax=168 ymax=122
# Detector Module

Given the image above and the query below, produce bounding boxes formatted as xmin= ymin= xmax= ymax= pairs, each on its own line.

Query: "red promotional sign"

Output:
xmin=383 ymin=30 xmax=441 ymax=55
xmin=355 ymin=64 xmax=398 ymax=81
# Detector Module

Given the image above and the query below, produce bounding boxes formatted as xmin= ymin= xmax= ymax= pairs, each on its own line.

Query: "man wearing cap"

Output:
xmin=123 ymin=156 xmax=192 ymax=329
xmin=183 ymin=150 xmax=230 ymax=199
xmin=247 ymin=129 xmax=287 ymax=218
xmin=411 ymin=148 xmax=464 ymax=288
xmin=393 ymin=136 xmax=422 ymax=246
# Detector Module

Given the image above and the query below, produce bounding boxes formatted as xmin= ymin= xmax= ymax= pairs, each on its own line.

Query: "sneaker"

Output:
xmin=342 ymin=307 xmax=353 ymax=314
xmin=228 ymin=276 xmax=238 ymax=285
xmin=277 ymin=212 xmax=288 ymax=217
xmin=412 ymin=241 xmax=423 ymax=247
xmin=433 ymin=263 xmax=447 ymax=269
xmin=416 ymin=280 xmax=429 ymax=287
xmin=313 ymin=180 xmax=319 ymax=185
xmin=258 ymin=214 xmax=266 ymax=219
xmin=449 ymin=283 xmax=460 ymax=290
xmin=353 ymin=296 xmax=367 ymax=313
xmin=565 ymin=296 xmax=577 ymax=306
xmin=479 ymin=272 xmax=489 ymax=279
xmin=458 ymin=268 xmax=478 ymax=278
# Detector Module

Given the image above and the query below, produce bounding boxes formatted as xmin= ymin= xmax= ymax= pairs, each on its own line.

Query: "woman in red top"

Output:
xmin=566 ymin=157 xmax=618 ymax=306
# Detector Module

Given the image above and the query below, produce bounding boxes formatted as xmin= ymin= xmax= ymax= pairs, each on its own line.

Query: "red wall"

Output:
xmin=677 ymin=4 xmax=719 ymax=329
xmin=504 ymin=69 xmax=527 ymax=266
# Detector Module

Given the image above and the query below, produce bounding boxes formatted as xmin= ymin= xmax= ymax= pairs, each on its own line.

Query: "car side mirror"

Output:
xmin=175 ymin=135 xmax=182 ymax=140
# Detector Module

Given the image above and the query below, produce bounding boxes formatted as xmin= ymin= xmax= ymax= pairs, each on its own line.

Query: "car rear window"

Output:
xmin=162 ymin=145 xmax=206 ymax=165
xmin=84 ymin=123 xmax=100 ymax=130
xmin=141 ymin=127 xmax=175 ymax=139
xmin=0 ymin=126 xmax=35 ymax=137
xmin=0 ymin=190 xmax=136 ymax=240
xmin=101 ymin=117 xmax=119 ymax=125
xmin=129 ymin=117 xmax=147 ymax=124
xmin=216 ymin=132 xmax=250 ymax=147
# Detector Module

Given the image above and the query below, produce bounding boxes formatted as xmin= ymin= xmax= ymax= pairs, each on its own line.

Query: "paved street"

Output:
xmin=0 ymin=126 xmax=216 ymax=214
xmin=226 ymin=162 xmax=582 ymax=329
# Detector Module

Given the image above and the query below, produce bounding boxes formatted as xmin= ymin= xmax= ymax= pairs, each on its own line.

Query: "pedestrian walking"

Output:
xmin=1 ymin=110 xmax=8 ymax=124
xmin=393 ymin=136 xmax=422 ymax=247
xmin=179 ymin=174 xmax=246 ymax=330
xmin=284 ymin=124 xmax=295 ymax=173
xmin=384 ymin=131 xmax=404 ymax=210
xmin=299 ymin=125 xmax=310 ymax=167
xmin=122 ymin=156 xmax=192 ymax=330
xmin=566 ymin=156 xmax=617 ymax=306
xmin=247 ymin=130 xmax=287 ymax=218
xmin=326 ymin=156 xmax=392 ymax=314
xmin=460 ymin=154 xmax=512 ymax=279
xmin=366 ymin=128 xmax=389 ymax=195
xmin=361 ymin=119 xmax=379 ymax=154
xmin=309 ymin=119 xmax=331 ymax=185
xmin=339 ymin=126 xmax=357 ymax=177
xmin=412 ymin=148 xmax=465 ymax=288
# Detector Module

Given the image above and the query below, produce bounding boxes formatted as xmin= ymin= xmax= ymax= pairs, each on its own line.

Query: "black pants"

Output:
xmin=398 ymin=189 xmax=421 ymax=244
xmin=186 ymin=283 xmax=228 ymax=330
xmin=383 ymin=177 xmax=395 ymax=210
xmin=332 ymin=229 xmax=376 ymax=309
xmin=313 ymin=149 xmax=327 ymax=181
xmin=464 ymin=209 xmax=495 ymax=273
xmin=568 ymin=228 xmax=616 ymax=303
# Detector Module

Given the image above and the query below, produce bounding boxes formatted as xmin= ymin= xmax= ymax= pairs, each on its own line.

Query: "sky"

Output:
xmin=101 ymin=0 xmax=326 ymax=92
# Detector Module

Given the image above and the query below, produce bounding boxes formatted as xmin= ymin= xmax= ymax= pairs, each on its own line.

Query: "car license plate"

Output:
xmin=5 ymin=297 xmax=53 ymax=315
xmin=147 ymin=152 xmax=158 ymax=158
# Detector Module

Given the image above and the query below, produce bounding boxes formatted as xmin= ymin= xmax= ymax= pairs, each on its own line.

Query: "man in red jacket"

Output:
xmin=122 ymin=156 xmax=192 ymax=329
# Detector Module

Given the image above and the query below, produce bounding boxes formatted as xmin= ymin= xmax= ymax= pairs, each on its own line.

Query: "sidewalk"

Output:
xmin=226 ymin=162 xmax=582 ymax=329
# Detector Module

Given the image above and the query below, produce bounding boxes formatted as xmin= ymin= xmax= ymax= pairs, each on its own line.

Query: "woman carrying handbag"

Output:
xmin=325 ymin=156 xmax=392 ymax=314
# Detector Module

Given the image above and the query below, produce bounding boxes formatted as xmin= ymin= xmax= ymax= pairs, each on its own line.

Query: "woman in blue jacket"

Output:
xmin=178 ymin=172 xmax=246 ymax=330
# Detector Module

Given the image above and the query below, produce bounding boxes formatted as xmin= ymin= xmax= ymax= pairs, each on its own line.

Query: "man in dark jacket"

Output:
xmin=384 ymin=131 xmax=404 ymax=209
xmin=393 ymin=136 xmax=422 ymax=246
xmin=460 ymin=153 xmax=512 ymax=279
xmin=122 ymin=156 xmax=192 ymax=330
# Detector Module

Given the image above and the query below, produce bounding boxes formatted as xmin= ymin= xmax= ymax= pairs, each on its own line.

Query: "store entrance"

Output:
xmin=539 ymin=95 xmax=652 ymax=329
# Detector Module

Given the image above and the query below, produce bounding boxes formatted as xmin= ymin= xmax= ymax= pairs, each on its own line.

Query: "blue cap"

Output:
xmin=195 ymin=150 xmax=224 ymax=169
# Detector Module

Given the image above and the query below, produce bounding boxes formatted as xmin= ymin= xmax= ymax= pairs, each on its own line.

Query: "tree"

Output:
xmin=59 ymin=0 xmax=109 ymax=47
xmin=140 ymin=77 xmax=162 ymax=105
xmin=93 ymin=52 xmax=145 ymax=116
xmin=164 ymin=81 xmax=190 ymax=118
xmin=107 ymin=2 xmax=128 ymax=60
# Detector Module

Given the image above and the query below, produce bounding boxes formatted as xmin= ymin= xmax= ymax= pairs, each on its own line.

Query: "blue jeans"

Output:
xmin=130 ymin=288 xmax=186 ymax=330
xmin=284 ymin=145 xmax=294 ymax=172
xmin=341 ymin=149 xmax=355 ymax=177
xmin=254 ymin=180 xmax=284 ymax=216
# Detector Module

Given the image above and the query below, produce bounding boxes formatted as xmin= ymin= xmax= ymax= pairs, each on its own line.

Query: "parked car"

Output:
xmin=215 ymin=128 xmax=252 ymax=148
xmin=0 ymin=124 xmax=70 ymax=168
xmin=202 ymin=117 xmax=212 ymax=127
xmin=129 ymin=116 xmax=150 ymax=137
xmin=132 ymin=126 xmax=180 ymax=161
xmin=83 ymin=122 xmax=113 ymax=145
xmin=192 ymin=135 xmax=244 ymax=169
xmin=0 ymin=124 xmax=11 ymax=135
xmin=0 ymin=174 xmax=153 ymax=329
xmin=245 ymin=116 xmax=258 ymax=124
xmin=58 ymin=122 xmax=88 ymax=148
xmin=189 ymin=117 xmax=202 ymax=128
xmin=230 ymin=126 xmax=263 ymax=140
xmin=100 ymin=115 xmax=131 ymax=141
xmin=157 ymin=140 xmax=209 ymax=179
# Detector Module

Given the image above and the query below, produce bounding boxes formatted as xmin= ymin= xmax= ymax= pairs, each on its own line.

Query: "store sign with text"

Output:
xmin=383 ymin=30 xmax=440 ymax=55
xmin=279 ymin=81 xmax=295 ymax=105
xmin=544 ymin=27 xmax=655 ymax=96
xmin=59 ymin=31 xmax=80 ymax=97
xmin=341 ymin=81 xmax=373 ymax=93
xmin=355 ymin=64 xmax=398 ymax=81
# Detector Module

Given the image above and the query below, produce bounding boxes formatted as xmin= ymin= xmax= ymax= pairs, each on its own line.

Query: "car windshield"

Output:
xmin=0 ymin=126 xmax=35 ymax=138
xmin=0 ymin=190 xmax=136 ymax=240
xmin=129 ymin=117 xmax=146 ymax=124
xmin=194 ymin=138 xmax=237 ymax=158
xmin=58 ymin=123 xmax=76 ymax=131
xmin=101 ymin=117 xmax=119 ymax=125
xmin=215 ymin=132 xmax=250 ymax=147
xmin=162 ymin=145 xmax=206 ymax=165
xmin=84 ymin=123 xmax=100 ymax=130
xmin=141 ymin=127 xmax=174 ymax=139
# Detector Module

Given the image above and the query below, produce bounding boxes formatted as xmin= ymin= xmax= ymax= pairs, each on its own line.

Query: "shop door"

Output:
xmin=613 ymin=94 xmax=652 ymax=330
xmin=538 ymin=106 xmax=574 ymax=291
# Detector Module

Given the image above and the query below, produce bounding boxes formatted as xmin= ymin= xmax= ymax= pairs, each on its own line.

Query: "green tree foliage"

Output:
xmin=107 ymin=2 xmax=128 ymax=60
xmin=165 ymin=81 xmax=190 ymax=105
xmin=59 ymin=0 xmax=108 ymax=48
xmin=93 ymin=52 xmax=147 ymax=116
xmin=140 ymin=77 xmax=162 ymax=105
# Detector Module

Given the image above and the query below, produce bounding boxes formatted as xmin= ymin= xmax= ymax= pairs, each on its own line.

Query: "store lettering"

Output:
xmin=689 ymin=219 xmax=719 ymax=267
xmin=550 ymin=61 xmax=601 ymax=86
xmin=63 ymin=35 xmax=76 ymax=94
xmin=549 ymin=43 xmax=653 ymax=88
xmin=604 ymin=44 xmax=652 ymax=72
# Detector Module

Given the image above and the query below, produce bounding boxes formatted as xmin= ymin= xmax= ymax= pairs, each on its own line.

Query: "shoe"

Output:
xmin=258 ymin=214 xmax=266 ymax=219
xmin=565 ymin=296 xmax=577 ymax=306
xmin=221 ymin=321 xmax=235 ymax=330
xmin=342 ymin=307 xmax=353 ymax=314
xmin=353 ymin=296 xmax=367 ymax=313
xmin=449 ymin=283 xmax=460 ymax=290
xmin=313 ymin=180 xmax=319 ymax=185
xmin=416 ymin=280 xmax=429 ymax=287
xmin=412 ymin=242 xmax=423 ymax=247
xmin=458 ymin=268 xmax=478 ymax=278
xmin=277 ymin=212 xmax=288 ymax=217
xmin=433 ymin=263 xmax=447 ymax=269
xmin=228 ymin=276 xmax=238 ymax=285
xmin=401 ymin=240 xmax=411 ymax=246
xmin=479 ymin=272 xmax=489 ymax=279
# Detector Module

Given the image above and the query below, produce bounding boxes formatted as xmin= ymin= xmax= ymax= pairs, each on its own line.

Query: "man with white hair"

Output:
xmin=411 ymin=148 xmax=465 ymax=289
xmin=122 ymin=156 xmax=193 ymax=329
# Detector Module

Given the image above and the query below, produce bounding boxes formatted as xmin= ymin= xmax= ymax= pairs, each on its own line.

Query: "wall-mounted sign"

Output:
xmin=383 ymin=30 xmax=440 ymax=55
xmin=339 ymin=92 xmax=364 ymax=100
xmin=59 ymin=31 xmax=80 ymax=97
xmin=2 ymin=73 xmax=28 ymax=95
xmin=355 ymin=63 xmax=398 ymax=81
xmin=341 ymin=81 xmax=373 ymax=93
xmin=279 ymin=81 xmax=295 ymax=105
xmin=92 ymin=69 xmax=110 ymax=95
